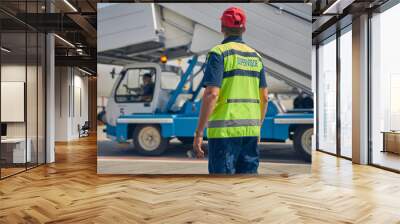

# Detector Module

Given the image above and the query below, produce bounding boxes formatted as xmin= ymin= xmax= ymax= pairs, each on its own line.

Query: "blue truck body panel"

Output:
xmin=107 ymin=101 xmax=313 ymax=143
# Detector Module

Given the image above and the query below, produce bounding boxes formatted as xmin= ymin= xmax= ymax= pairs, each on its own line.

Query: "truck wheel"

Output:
xmin=133 ymin=125 xmax=168 ymax=156
xmin=293 ymin=125 xmax=313 ymax=162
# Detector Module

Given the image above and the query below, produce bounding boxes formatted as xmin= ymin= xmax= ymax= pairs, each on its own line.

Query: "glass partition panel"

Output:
xmin=37 ymin=1 xmax=46 ymax=165
xmin=27 ymin=31 xmax=38 ymax=169
xmin=1 ymin=31 xmax=27 ymax=177
xmin=0 ymin=0 xmax=46 ymax=179
xmin=339 ymin=28 xmax=352 ymax=158
xmin=371 ymin=4 xmax=400 ymax=171
xmin=317 ymin=36 xmax=337 ymax=154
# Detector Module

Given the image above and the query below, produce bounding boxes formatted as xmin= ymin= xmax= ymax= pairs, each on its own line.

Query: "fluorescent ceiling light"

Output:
xmin=54 ymin=34 xmax=75 ymax=48
xmin=1 ymin=47 xmax=11 ymax=53
xmin=78 ymin=67 xmax=93 ymax=76
xmin=323 ymin=0 xmax=354 ymax=15
xmin=323 ymin=0 xmax=342 ymax=14
xmin=63 ymin=0 xmax=78 ymax=12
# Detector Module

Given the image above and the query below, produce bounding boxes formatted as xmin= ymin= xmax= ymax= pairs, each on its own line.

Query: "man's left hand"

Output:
xmin=193 ymin=136 xmax=205 ymax=158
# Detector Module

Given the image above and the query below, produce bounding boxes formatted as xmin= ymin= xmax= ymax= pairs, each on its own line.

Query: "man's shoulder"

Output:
xmin=235 ymin=43 xmax=259 ymax=54
xmin=209 ymin=44 xmax=225 ymax=55
xmin=209 ymin=42 xmax=261 ymax=58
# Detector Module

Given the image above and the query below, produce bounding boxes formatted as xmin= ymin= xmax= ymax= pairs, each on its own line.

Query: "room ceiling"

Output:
xmin=312 ymin=0 xmax=390 ymax=43
xmin=0 ymin=0 xmax=98 ymax=73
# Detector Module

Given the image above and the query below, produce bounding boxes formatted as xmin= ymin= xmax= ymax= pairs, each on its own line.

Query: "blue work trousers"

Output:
xmin=208 ymin=137 xmax=259 ymax=174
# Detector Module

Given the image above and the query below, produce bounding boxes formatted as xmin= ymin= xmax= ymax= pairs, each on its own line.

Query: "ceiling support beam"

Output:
xmin=67 ymin=13 xmax=97 ymax=38
xmin=55 ymin=55 xmax=96 ymax=71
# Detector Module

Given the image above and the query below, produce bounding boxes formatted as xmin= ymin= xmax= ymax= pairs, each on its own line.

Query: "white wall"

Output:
xmin=1 ymin=65 xmax=35 ymax=137
xmin=55 ymin=67 xmax=89 ymax=141
xmin=55 ymin=67 xmax=69 ymax=141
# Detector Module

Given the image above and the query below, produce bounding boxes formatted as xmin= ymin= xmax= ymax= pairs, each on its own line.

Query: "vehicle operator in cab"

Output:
xmin=141 ymin=73 xmax=155 ymax=102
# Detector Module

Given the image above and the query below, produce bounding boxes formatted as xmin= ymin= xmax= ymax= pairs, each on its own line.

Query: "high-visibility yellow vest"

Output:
xmin=207 ymin=41 xmax=263 ymax=138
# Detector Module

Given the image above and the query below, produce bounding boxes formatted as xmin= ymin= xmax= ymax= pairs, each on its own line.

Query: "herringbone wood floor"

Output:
xmin=1 ymin=136 xmax=400 ymax=224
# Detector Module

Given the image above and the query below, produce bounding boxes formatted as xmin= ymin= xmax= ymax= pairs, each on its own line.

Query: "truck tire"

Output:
xmin=293 ymin=125 xmax=313 ymax=162
xmin=133 ymin=125 xmax=168 ymax=156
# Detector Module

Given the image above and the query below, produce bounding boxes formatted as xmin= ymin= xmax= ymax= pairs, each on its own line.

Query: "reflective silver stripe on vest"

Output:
xmin=208 ymin=119 xmax=261 ymax=128
xmin=227 ymin=99 xmax=260 ymax=103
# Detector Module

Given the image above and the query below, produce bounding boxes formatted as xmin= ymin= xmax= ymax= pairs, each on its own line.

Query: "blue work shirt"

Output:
xmin=202 ymin=36 xmax=267 ymax=88
xmin=143 ymin=83 xmax=155 ymax=96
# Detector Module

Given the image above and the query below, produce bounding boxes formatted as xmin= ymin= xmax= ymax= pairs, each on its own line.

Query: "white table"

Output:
xmin=1 ymin=138 xmax=31 ymax=163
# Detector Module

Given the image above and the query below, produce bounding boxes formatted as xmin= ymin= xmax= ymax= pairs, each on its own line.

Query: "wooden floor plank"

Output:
xmin=0 ymin=135 xmax=399 ymax=223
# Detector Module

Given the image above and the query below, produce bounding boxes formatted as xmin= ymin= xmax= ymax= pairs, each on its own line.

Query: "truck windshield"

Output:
xmin=115 ymin=68 xmax=156 ymax=103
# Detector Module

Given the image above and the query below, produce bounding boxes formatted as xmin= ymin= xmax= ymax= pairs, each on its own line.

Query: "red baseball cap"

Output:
xmin=220 ymin=7 xmax=246 ymax=31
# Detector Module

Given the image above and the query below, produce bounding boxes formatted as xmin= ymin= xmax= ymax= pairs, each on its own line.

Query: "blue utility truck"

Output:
xmin=102 ymin=56 xmax=313 ymax=161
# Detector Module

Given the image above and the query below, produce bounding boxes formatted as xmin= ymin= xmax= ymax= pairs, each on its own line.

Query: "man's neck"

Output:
xmin=224 ymin=35 xmax=242 ymax=39
xmin=222 ymin=35 xmax=243 ymax=44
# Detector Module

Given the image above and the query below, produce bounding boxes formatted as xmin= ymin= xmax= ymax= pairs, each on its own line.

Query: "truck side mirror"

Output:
xmin=110 ymin=68 xmax=116 ymax=79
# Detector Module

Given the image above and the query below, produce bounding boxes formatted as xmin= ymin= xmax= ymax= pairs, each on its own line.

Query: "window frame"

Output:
xmin=114 ymin=67 xmax=157 ymax=104
xmin=315 ymin=23 xmax=353 ymax=160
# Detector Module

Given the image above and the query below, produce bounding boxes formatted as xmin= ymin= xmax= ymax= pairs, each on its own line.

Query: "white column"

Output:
xmin=352 ymin=14 xmax=369 ymax=164
xmin=46 ymin=1 xmax=55 ymax=163
xmin=46 ymin=33 xmax=55 ymax=163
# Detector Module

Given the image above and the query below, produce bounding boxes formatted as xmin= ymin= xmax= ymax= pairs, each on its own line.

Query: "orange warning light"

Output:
xmin=160 ymin=55 xmax=168 ymax=63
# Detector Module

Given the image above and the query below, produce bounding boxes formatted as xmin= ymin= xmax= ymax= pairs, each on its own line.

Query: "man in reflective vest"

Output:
xmin=193 ymin=7 xmax=269 ymax=174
